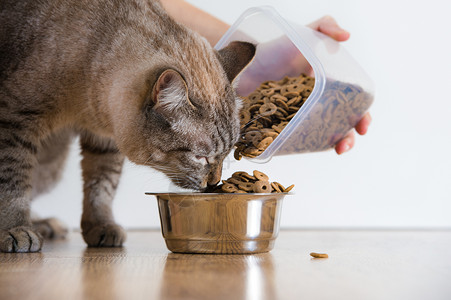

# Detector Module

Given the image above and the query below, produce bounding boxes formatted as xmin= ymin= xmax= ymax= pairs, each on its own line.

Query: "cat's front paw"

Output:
xmin=0 ymin=227 xmax=43 ymax=253
xmin=82 ymin=223 xmax=126 ymax=247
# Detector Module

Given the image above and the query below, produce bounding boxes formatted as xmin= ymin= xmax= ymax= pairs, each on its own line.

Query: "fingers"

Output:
xmin=335 ymin=131 xmax=355 ymax=155
xmin=335 ymin=113 xmax=372 ymax=154
xmin=355 ymin=113 xmax=372 ymax=135
xmin=308 ymin=15 xmax=350 ymax=42
xmin=308 ymin=16 xmax=368 ymax=155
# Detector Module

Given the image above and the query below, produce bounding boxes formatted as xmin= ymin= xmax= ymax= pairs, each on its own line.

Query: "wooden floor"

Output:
xmin=1 ymin=229 xmax=450 ymax=300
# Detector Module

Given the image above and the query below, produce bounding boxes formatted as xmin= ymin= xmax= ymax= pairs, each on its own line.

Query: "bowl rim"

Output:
xmin=145 ymin=192 xmax=292 ymax=196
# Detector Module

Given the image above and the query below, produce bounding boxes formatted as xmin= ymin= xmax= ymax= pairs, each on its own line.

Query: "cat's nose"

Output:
xmin=207 ymin=165 xmax=222 ymax=186
xmin=207 ymin=178 xmax=220 ymax=186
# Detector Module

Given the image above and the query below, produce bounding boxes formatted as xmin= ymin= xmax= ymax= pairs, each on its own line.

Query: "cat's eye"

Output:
xmin=194 ymin=155 xmax=209 ymax=165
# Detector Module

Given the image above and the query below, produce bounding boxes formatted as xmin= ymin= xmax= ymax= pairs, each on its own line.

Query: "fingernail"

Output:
xmin=339 ymin=30 xmax=350 ymax=40
xmin=343 ymin=144 xmax=350 ymax=153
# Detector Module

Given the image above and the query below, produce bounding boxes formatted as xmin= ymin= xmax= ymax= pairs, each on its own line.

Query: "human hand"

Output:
xmin=307 ymin=15 xmax=372 ymax=154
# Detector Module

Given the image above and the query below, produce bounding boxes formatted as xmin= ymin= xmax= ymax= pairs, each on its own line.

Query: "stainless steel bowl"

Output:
xmin=146 ymin=192 xmax=288 ymax=254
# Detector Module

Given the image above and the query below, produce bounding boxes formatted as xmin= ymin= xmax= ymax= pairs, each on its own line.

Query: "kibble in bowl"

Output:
xmin=205 ymin=170 xmax=294 ymax=194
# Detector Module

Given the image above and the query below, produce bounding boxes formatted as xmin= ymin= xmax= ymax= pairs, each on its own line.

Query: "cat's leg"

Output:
xmin=0 ymin=129 xmax=43 ymax=252
xmin=31 ymin=128 xmax=74 ymax=198
xmin=30 ymin=128 xmax=73 ymax=239
xmin=79 ymin=132 xmax=126 ymax=247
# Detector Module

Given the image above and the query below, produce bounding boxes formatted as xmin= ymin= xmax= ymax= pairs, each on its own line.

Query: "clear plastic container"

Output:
xmin=215 ymin=6 xmax=374 ymax=163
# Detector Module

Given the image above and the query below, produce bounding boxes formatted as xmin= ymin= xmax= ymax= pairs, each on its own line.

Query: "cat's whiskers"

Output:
xmin=142 ymin=154 xmax=156 ymax=166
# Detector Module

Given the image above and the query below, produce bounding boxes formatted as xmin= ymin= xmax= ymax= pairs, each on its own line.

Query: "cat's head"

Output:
xmin=115 ymin=41 xmax=255 ymax=191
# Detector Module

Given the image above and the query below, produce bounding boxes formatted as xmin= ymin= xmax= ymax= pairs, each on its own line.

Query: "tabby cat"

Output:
xmin=0 ymin=0 xmax=255 ymax=252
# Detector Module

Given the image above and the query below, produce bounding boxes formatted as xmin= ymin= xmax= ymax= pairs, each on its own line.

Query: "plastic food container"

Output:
xmin=215 ymin=6 xmax=374 ymax=163
xmin=147 ymin=192 xmax=287 ymax=254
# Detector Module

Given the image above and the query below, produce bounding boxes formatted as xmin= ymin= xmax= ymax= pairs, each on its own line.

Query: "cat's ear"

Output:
xmin=150 ymin=69 xmax=193 ymax=120
xmin=216 ymin=41 xmax=256 ymax=83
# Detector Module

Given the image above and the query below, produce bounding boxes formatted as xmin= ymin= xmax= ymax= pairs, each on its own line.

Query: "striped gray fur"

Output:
xmin=0 ymin=0 xmax=255 ymax=252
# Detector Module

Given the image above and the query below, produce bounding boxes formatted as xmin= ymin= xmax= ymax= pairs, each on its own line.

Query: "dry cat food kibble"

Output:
xmin=205 ymin=170 xmax=294 ymax=194
xmin=234 ymin=74 xmax=313 ymax=160
xmin=310 ymin=252 xmax=329 ymax=258
xmin=234 ymin=74 xmax=373 ymax=159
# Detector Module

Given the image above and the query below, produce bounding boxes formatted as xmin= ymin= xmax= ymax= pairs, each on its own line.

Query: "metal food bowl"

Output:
xmin=146 ymin=192 xmax=288 ymax=254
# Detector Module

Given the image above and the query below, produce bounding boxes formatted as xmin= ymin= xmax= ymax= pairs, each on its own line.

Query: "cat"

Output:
xmin=0 ymin=0 xmax=255 ymax=252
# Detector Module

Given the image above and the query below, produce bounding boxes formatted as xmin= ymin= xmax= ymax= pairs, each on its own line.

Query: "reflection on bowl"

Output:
xmin=146 ymin=193 xmax=288 ymax=254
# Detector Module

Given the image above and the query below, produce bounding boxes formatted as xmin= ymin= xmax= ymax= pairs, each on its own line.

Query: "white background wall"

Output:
xmin=32 ymin=0 xmax=451 ymax=229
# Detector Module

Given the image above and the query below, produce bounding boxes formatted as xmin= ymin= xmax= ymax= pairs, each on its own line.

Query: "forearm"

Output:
xmin=160 ymin=0 xmax=230 ymax=46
